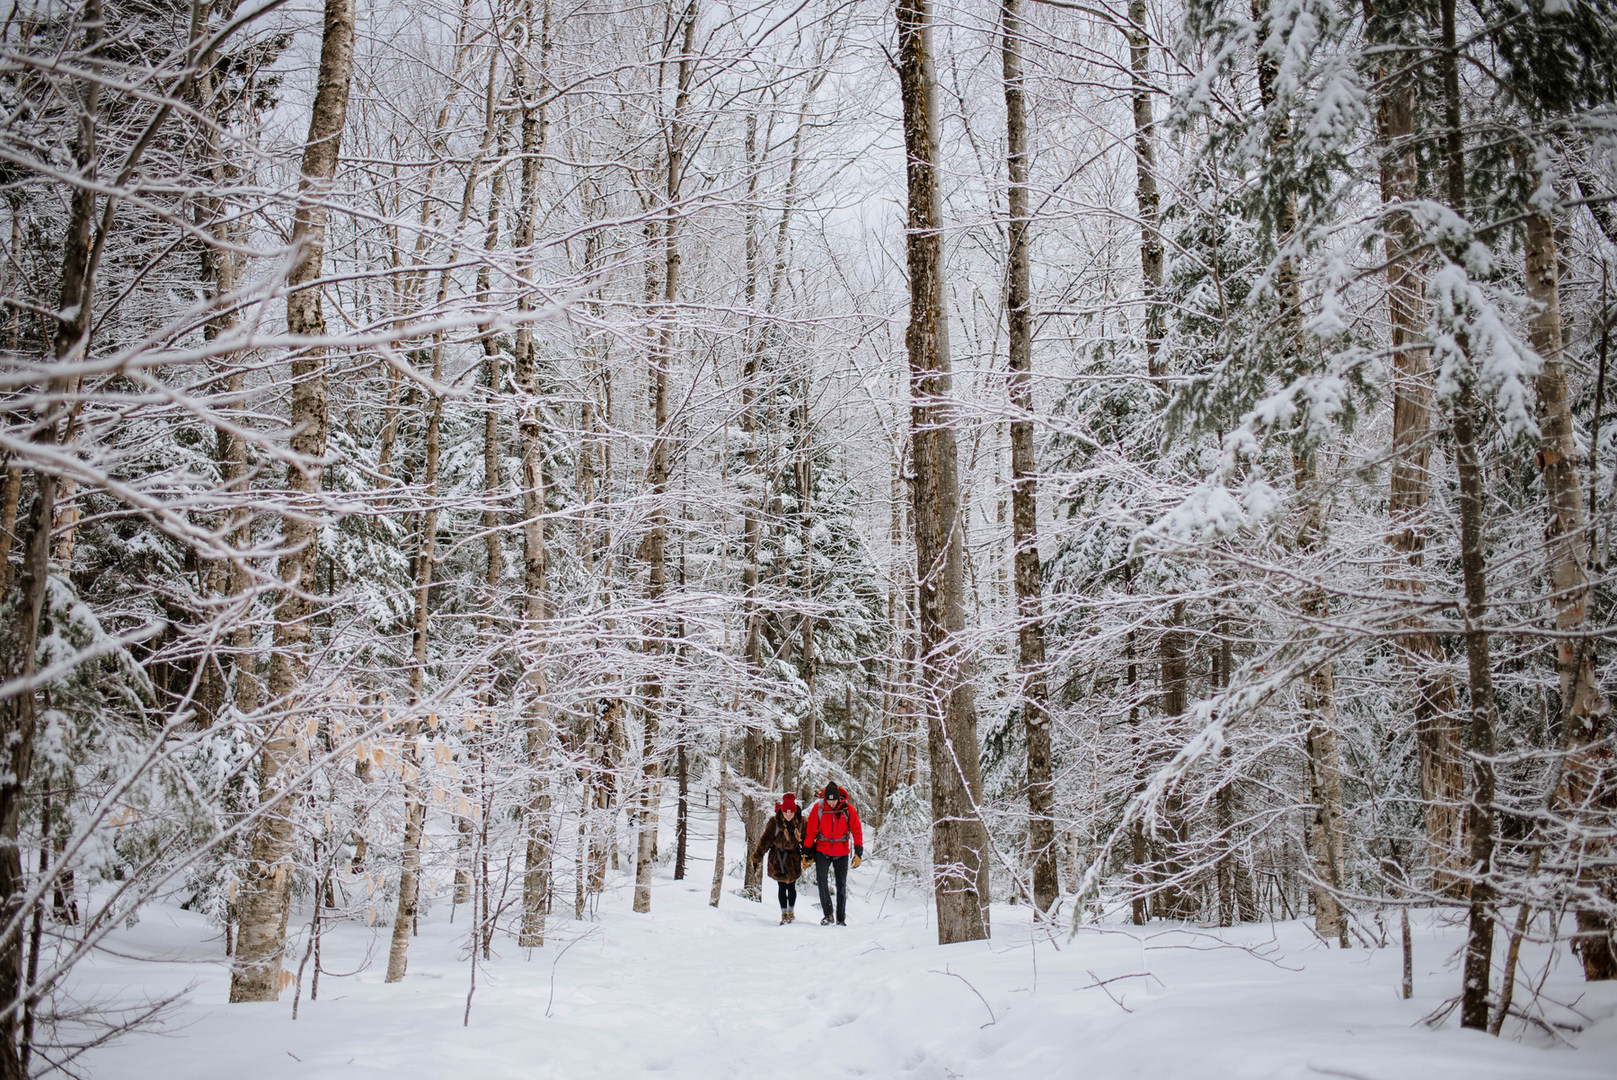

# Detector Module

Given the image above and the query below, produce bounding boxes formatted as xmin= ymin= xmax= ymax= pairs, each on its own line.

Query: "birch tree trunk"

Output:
xmin=390 ymin=354 xmax=440 ymax=985
xmin=516 ymin=0 xmax=555 ymax=947
xmin=710 ymin=730 xmax=730 ymax=907
xmin=897 ymin=0 xmax=991 ymax=944
xmin=458 ymin=53 xmax=507 ymax=908
xmin=1523 ymin=193 xmax=1615 ymax=981
xmin=231 ymin=0 xmax=355 ymax=1003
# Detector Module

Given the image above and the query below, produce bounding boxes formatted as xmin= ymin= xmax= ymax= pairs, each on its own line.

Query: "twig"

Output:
xmin=546 ymin=926 xmax=600 ymax=1018
xmin=928 ymin=966 xmax=996 ymax=1028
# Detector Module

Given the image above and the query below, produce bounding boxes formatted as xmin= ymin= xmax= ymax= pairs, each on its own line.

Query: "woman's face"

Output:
xmin=783 ymin=807 xmax=796 ymax=820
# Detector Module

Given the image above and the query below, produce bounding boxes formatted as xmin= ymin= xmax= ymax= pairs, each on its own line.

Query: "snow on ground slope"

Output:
xmin=71 ymin=799 xmax=1617 ymax=1080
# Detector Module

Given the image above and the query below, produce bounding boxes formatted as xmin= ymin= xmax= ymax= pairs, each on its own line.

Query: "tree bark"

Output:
xmin=1126 ymin=564 xmax=1147 ymax=926
xmin=1369 ymin=35 xmax=1467 ymax=894
xmin=1523 ymin=196 xmax=1615 ymax=980
xmin=710 ymin=730 xmax=730 ymax=907
xmin=0 ymin=17 xmax=100 ymax=1064
xmin=797 ymin=376 xmax=817 ymax=763
xmin=739 ymin=114 xmax=768 ymax=901
xmin=1452 ymin=376 xmax=1498 ymax=1029
xmin=1156 ymin=601 xmax=1193 ymax=919
xmin=1437 ymin=0 xmax=1497 ymax=1026
xmin=515 ymin=0 xmax=555 ymax=950
xmin=634 ymin=0 xmax=696 ymax=915
xmin=1254 ymin=0 xmax=1348 ymax=947
xmin=231 ymin=0 xmax=355 ymax=1003
xmin=1002 ymin=0 xmax=1057 ymax=916
xmin=459 ymin=51 xmax=507 ymax=910
xmin=1127 ymin=0 xmax=1164 ymax=378
xmin=897 ymin=0 xmax=991 ymax=944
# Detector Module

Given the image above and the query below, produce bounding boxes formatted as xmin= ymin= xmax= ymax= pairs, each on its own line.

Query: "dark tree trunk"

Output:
xmin=0 ymin=0 xmax=101 ymax=1058
xmin=898 ymin=0 xmax=991 ymax=944
xmin=1002 ymin=0 xmax=1057 ymax=916
xmin=634 ymin=0 xmax=696 ymax=914
xmin=1437 ymin=0 xmax=1498 ymax=1026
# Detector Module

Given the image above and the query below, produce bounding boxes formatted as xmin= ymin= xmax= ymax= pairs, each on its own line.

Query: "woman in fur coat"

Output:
xmin=749 ymin=792 xmax=807 ymax=924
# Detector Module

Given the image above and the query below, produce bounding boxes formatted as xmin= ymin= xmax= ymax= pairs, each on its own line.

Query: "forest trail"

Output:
xmin=72 ymin=797 xmax=1617 ymax=1079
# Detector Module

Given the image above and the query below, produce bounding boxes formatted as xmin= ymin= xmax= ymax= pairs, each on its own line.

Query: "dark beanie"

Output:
xmin=824 ymin=782 xmax=841 ymax=801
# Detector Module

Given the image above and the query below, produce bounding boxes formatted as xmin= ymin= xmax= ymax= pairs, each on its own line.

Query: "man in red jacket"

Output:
xmin=804 ymin=782 xmax=863 ymax=925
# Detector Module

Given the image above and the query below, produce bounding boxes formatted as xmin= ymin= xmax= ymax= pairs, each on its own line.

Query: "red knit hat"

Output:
xmin=780 ymin=792 xmax=798 ymax=813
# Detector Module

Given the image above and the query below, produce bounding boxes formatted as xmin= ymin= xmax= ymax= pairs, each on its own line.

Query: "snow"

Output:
xmin=70 ymin=798 xmax=1617 ymax=1080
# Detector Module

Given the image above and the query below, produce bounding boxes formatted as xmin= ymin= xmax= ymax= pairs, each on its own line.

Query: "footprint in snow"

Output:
xmin=826 ymin=1011 xmax=858 ymax=1028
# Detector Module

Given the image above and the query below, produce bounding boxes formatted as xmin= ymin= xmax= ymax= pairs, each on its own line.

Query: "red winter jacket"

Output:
xmin=805 ymin=795 xmax=862 ymax=857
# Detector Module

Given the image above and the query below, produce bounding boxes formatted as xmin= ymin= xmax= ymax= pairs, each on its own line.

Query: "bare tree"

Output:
xmin=231 ymin=0 xmax=357 ymax=1004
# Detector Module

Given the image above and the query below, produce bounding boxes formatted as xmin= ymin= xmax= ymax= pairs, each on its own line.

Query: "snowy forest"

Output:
xmin=2 ymin=0 xmax=1616 ymax=1074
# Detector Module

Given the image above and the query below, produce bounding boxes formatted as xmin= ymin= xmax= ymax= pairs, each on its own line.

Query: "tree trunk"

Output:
xmin=1 ymin=20 xmax=100 ymax=1063
xmin=1254 ymin=0 xmax=1348 ymax=947
xmin=459 ymin=51 xmax=507 ymax=909
xmin=515 ymin=0 xmax=555 ymax=951
xmin=634 ymin=0 xmax=696 ymax=915
xmin=1437 ymin=0 xmax=1498 ymax=1025
xmin=1125 ymin=563 xmax=1147 ymax=925
xmin=674 ymin=740 xmax=689 ymax=880
xmin=1523 ymin=196 xmax=1615 ymax=980
xmin=1369 ymin=45 xmax=1467 ymax=895
xmin=875 ymin=453 xmax=911 ymax=828
xmin=897 ymin=0 xmax=991 ymax=945
xmin=737 ymin=117 xmax=769 ymax=901
xmin=1001 ymin=0 xmax=1057 ymax=916
xmin=1452 ymin=376 xmax=1499 ymax=1028
xmin=229 ymin=0 xmax=354 ymax=1004
xmin=1127 ymin=0 xmax=1163 ymax=378
xmin=710 ymin=730 xmax=730 ymax=907
xmin=797 ymin=377 xmax=817 ymax=763
xmin=0 ymin=462 xmax=20 ymax=591
xmin=1156 ymin=601 xmax=1193 ymax=920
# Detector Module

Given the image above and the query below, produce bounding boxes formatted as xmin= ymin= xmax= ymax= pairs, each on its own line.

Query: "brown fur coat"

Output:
xmin=750 ymin=812 xmax=807 ymax=883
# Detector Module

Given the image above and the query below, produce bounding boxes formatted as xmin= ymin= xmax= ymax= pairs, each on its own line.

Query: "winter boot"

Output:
xmin=820 ymin=915 xmax=833 ymax=926
xmin=780 ymin=911 xmax=789 ymax=925
xmin=786 ymin=910 xmax=795 ymax=923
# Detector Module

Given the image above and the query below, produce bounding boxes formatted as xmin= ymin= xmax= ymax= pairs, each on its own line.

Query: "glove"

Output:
xmin=802 ymin=852 xmax=815 ymax=872
xmin=852 ymin=855 xmax=862 ymax=869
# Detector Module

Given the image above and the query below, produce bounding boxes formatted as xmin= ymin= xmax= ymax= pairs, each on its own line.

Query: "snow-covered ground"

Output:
xmin=69 ymin=800 xmax=1617 ymax=1080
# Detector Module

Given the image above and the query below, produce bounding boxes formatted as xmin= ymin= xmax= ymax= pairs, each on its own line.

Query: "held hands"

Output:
xmin=801 ymin=852 xmax=815 ymax=872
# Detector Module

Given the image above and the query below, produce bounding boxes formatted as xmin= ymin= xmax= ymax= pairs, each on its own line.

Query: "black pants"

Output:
xmin=815 ymin=852 xmax=849 ymax=923
xmin=777 ymin=879 xmax=797 ymax=910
